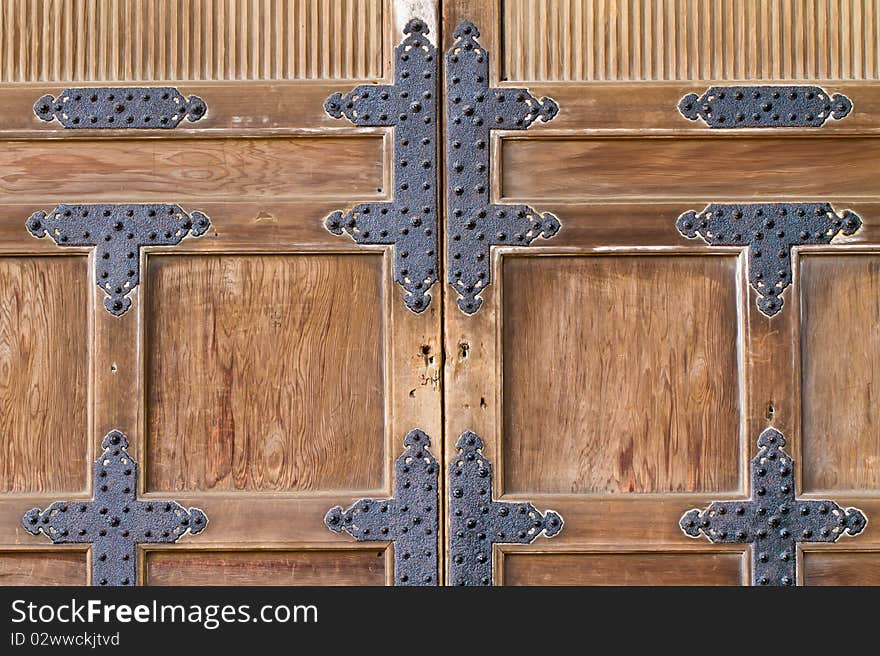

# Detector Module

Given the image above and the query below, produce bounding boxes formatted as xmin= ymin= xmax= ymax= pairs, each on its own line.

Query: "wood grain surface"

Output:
xmin=800 ymin=254 xmax=880 ymax=492
xmin=0 ymin=137 xmax=385 ymax=203
xmin=0 ymin=550 xmax=88 ymax=585
xmin=803 ymin=550 xmax=880 ymax=585
xmin=4 ymin=0 xmax=880 ymax=587
xmin=145 ymin=253 xmax=386 ymax=492
xmin=502 ymin=551 xmax=744 ymax=585
xmin=145 ymin=549 xmax=386 ymax=585
xmin=0 ymin=256 xmax=89 ymax=493
xmin=502 ymin=0 xmax=880 ymax=82
xmin=0 ymin=0 xmax=385 ymax=82
xmin=501 ymin=136 xmax=880 ymax=202
xmin=502 ymin=255 xmax=741 ymax=494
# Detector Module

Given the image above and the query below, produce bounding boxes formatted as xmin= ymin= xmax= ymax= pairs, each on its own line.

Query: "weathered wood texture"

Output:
xmin=0 ymin=256 xmax=89 ymax=493
xmin=145 ymin=253 xmax=386 ymax=492
xmin=502 ymin=0 xmax=880 ymax=81
xmin=803 ymin=551 xmax=880 ymax=585
xmin=502 ymin=551 xmax=744 ymax=585
xmin=0 ymin=550 xmax=88 ymax=585
xmin=502 ymin=255 xmax=741 ymax=495
xmin=0 ymin=0 xmax=385 ymax=81
xmin=501 ymin=137 xmax=880 ymax=202
xmin=0 ymin=137 xmax=385 ymax=203
xmin=0 ymin=0 xmax=443 ymax=590
xmin=145 ymin=549 xmax=386 ymax=585
xmin=444 ymin=0 xmax=880 ymax=585
xmin=800 ymin=254 xmax=880 ymax=492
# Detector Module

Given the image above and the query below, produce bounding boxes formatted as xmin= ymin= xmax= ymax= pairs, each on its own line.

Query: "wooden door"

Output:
xmin=2 ymin=1 xmax=879 ymax=589
xmin=0 ymin=0 xmax=441 ymax=586
xmin=443 ymin=0 xmax=880 ymax=585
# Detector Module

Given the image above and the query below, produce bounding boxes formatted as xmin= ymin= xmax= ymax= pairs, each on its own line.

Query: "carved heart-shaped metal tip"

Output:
xmin=679 ymin=509 xmax=703 ymax=537
xmin=831 ymin=93 xmax=853 ymax=119
xmin=26 ymin=211 xmax=49 ymax=237
xmin=324 ymin=93 xmax=345 ymax=119
xmin=403 ymin=18 xmax=428 ymax=35
xmin=33 ymin=94 xmax=57 ymax=121
xmin=104 ymin=295 xmax=133 ymax=316
xmin=542 ymin=511 xmax=563 ymax=537
xmin=324 ymin=506 xmax=345 ymax=532
xmin=185 ymin=96 xmax=207 ymax=122
xmin=455 ymin=431 xmax=484 ymax=451
xmin=187 ymin=508 xmax=208 ymax=535
xmin=757 ymin=427 xmax=786 ymax=450
xmin=101 ymin=430 xmax=130 ymax=451
xmin=840 ymin=210 xmax=862 ymax=236
xmin=540 ymin=212 xmax=561 ymax=238
xmin=677 ymin=93 xmax=701 ymax=120
xmin=189 ymin=211 xmax=212 ymax=237
xmin=22 ymin=508 xmax=43 ymax=534
xmin=755 ymin=293 xmax=784 ymax=317
xmin=324 ymin=210 xmax=345 ymax=235
xmin=454 ymin=21 xmax=480 ymax=40
xmin=538 ymin=98 xmax=559 ymax=122
xmin=845 ymin=508 xmax=868 ymax=536
xmin=457 ymin=295 xmax=483 ymax=315
xmin=405 ymin=290 xmax=431 ymax=313
xmin=675 ymin=210 xmax=701 ymax=238
xmin=403 ymin=429 xmax=431 ymax=449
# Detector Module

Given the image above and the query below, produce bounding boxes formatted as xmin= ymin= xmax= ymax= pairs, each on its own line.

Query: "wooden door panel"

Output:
xmin=0 ymin=137 xmax=386 ymax=202
xmin=3 ymin=0 xmax=878 ymax=587
xmin=501 ymin=254 xmax=741 ymax=495
xmin=802 ymin=551 xmax=880 ymax=585
xmin=0 ymin=0 xmax=442 ymax=586
xmin=144 ymin=253 xmax=386 ymax=494
xmin=800 ymin=254 xmax=880 ymax=492
xmin=501 ymin=136 xmax=880 ymax=201
xmin=0 ymin=550 xmax=89 ymax=586
xmin=501 ymin=551 xmax=745 ymax=586
xmin=144 ymin=549 xmax=387 ymax=586
xmin=444 ymin=0 xmax=880 ymax=585
xmin=0 ymin=256 xmax=89 ymax=494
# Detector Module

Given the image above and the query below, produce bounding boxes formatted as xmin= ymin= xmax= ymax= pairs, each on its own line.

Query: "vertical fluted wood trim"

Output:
xmin=501 ymin=0 xmax=880 ymax=81
xmin=0 ymin=0 xmax=385 ymax=81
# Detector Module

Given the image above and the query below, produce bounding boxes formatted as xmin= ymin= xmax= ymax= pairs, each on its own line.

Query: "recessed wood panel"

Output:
xmin=502 ymin=0 xmax=880 ymax=82
xmin=803 ymin=551 xmax=880 ymax=585
xmin=145 ymin=550 xmax=386 ymax=585
xmin=146 ymin=254 xmax=385 ymax=492
xmin=0 ymin=256 xmax=88 ymax=493
xmin=0 ymin=0 xmax=384 ymax=82
xmin=503 ymin=552 xmax=744 ymax=585
xmin=502 ymin=255 xmax=740 ymax=494
xmin=501 ymin=137 xmax=880 ymax=201
xmin=801 ymin=255 xmax=880 ymax=492
xmin=0 ymin=551 xmax=88 ymax=585
xmin=0 ymin=137 xmax=384 ymax=203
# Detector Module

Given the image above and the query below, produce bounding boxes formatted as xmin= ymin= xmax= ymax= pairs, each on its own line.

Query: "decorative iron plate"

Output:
xmin=445 ymin=21 xmax=561 ymax=314
xmin=26 ymin=204 xmax=211 ymax=316
xmin=448 ymin=432 xmax=562 ymax=586
xmin=678 ymin=86 xmax=852 ymax=127
xmin=323 ymin=19 xmax=438 ymax=313
xmin=22 ymin=430 xmax=208 ymax=586
xmin=677 ymin=203 xmax=861 ymax=317
xmin=681 ymin=428 xmax=867 ymax=586
xmin=325 ymin=430 xmax=439 ymax=586
xmin=34 ymin=87 xmax=207 ymax=128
